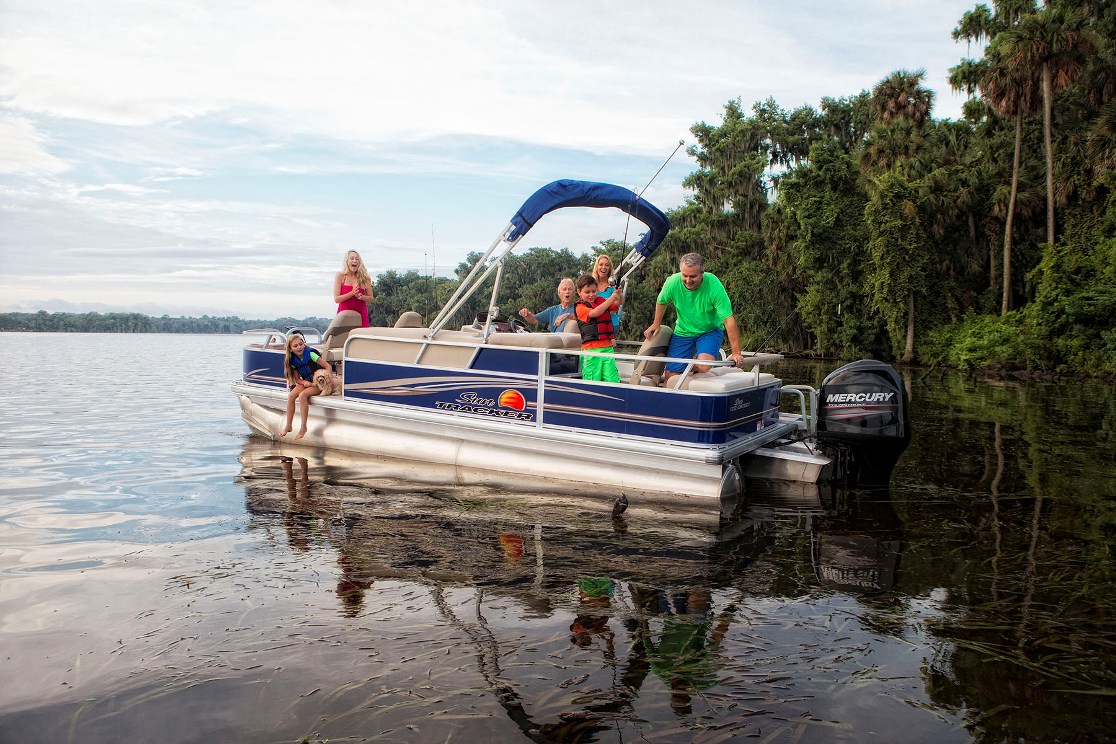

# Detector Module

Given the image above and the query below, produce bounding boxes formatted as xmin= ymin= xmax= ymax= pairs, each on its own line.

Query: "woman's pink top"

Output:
xmin=337 ymin=284 xmax=370 ymax=327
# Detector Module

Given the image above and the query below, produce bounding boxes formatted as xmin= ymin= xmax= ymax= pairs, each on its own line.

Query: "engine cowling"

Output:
xmin=816 ymin=360 xmax=910 ymax=487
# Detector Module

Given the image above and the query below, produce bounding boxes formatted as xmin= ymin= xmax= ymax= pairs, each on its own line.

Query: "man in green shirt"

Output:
xmin=644 ymin=253 xmax=744 ymax=379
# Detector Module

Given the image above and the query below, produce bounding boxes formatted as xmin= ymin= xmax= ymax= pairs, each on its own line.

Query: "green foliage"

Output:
xmin=923 ymin=312 xmax=1029 ymax=369
xmin=864 ymin=170 xmax=932 ymax=358
xmin=780 ymin=139 xmax=886 ymax=357
xmin=369 ymin=268 xmax=465 ymax=327
xmin=1021 ymin=189 xmax=1116 ymax=373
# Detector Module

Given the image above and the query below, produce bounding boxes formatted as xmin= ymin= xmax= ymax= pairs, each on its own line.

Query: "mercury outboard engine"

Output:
xmin=816 ymin=360 xmax=910 ymax=487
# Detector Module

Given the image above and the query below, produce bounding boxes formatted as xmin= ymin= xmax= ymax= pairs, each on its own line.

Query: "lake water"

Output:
xmin=1 ymin=332 xmax=1113 ymax=743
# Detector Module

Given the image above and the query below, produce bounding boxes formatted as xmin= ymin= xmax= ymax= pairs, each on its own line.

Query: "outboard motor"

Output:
xmin=816 ymin=360 xmax=910 ymax=487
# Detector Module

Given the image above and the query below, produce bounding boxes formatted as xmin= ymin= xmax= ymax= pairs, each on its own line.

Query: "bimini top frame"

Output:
xmin=427 ymin=180 xmax=670 ymax=338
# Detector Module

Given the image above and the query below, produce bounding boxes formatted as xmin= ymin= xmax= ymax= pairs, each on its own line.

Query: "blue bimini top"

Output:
xmin=506 ymin=180 xmax=670 ymax=258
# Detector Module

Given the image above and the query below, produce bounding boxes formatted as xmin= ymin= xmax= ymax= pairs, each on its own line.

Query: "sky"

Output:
xmin=0 ymin=0 xmax=982 ymax=320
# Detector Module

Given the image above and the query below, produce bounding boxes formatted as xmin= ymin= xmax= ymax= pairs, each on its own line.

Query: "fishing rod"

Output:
xmin=613 ymin=140 xmax=687 ymax=332
xmin=753 ymin=301 xmax=797 ymax=354
xmin=619 ymin=139 xmax=686 ymax=248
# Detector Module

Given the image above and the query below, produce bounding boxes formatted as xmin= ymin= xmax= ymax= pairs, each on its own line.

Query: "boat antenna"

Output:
xmin=432 ymin=223 xmax=440 ymax=311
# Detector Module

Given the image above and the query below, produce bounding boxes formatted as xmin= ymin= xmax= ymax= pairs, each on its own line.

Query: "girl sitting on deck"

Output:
xmin=281 ymin=334 xmax=333 ymax=440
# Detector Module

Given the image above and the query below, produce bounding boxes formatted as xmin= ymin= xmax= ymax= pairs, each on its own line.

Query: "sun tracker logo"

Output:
xmin=435 ymin=391 xmax=532 ymax=420
xmin=499 ymin=389 xmax=526 ymax=411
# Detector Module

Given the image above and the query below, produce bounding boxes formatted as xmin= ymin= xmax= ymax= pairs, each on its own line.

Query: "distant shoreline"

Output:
xmin=0 ymin=311 xmax=331 ymax=334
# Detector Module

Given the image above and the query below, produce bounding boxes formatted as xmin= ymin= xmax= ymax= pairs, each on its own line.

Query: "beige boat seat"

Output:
xmin=485 ymin=333 xmax=565 ymax=349
xmin=553 ymin=318 xmax=583 ymax=349
xmin=323 ymin=310 xmax=363 ymax=346
xmin=628 ymin=325 xmax=672 ymax=386
xmin=394 ymin=311 xmax=423 ymax=328
xmin=667 ymin=366 xmax=778 ymax=391
xmin=320 ymin=310 xmax=364 ymax=362
xmin=345 ymin=326 xmax=482 ymax=367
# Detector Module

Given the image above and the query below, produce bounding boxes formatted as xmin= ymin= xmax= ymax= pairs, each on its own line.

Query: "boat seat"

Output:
xmin=667 ymin=367 xmax=778 ymax=391
xmin=555 ymin=334 xmax=583 ymax=349
xmin=342 ymin=326 xmax=485 ymax=367
xmin=394 ymin=311 xmax=423 ymax=328
xmin=323 ymin=310 xmax=363 ymax=348
xmin=615 ymin=359 xmax=658 ymax=387
xmin=552 ymin=318 xmax=583 ymax=349
xmin=347 ymin=326 xmax=481 ymax=341
xmin=485 ymin=333 xmax=565 ymax=349
xmin=628 ymin=325 xmax=672 ymax=386
xmin=319 ymin=310 xmax=364 ymax=362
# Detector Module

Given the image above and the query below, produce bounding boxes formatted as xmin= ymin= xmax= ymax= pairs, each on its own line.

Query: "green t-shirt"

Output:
xmin=656 ymin=272 xmax=733 ymax=337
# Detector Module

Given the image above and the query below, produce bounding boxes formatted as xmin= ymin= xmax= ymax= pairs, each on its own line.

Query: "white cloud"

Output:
xmin=0 ymin=112 xmax=70 ymax=175
xmin=0 ymin=1 xmax=971 ymax=151
xmin=0 ymin=0 xmax=978 ymax=318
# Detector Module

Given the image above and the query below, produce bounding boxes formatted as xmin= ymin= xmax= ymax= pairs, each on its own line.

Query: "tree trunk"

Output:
xmin=1004 ymin=110 xmax=1023 ymax=315
xmin=1042 ymin=61 xmax=1055 ymax=246
xmin=902 ymin=291 xmax=915 ymax=363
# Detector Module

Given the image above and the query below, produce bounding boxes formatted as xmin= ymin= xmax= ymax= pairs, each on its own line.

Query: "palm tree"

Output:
xmin=864 ymin=70 xmax=937 ymax=362
xmin=999 ymin=4 xmax=1096 ymax=246
xmin=980 ymin=42 xmax=1042 ymax=313
xmin=870 ymin=69 xmax=935 ymax=127
xmin=1085 ymin=100 xmax=1116 ymax=179
xmin=951 ymin=0 xmax=1040 ymax=314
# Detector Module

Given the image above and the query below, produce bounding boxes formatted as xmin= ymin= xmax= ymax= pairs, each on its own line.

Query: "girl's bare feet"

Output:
xmin=293 ymin=428 xmax=307 ymax=440
xmin=280 ymin=425 xmax=292 ymax=438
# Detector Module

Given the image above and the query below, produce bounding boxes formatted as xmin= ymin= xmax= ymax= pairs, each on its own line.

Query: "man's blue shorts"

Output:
xmin=665 ymin=328 xmax=724 ymax=373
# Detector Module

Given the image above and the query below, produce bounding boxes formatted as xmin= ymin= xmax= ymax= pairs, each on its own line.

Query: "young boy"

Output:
xmin=574 ymin=273 xmax=623 ymax=382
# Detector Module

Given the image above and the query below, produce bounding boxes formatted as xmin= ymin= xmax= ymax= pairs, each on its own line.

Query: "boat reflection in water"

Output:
xmin=236 ymin=436 xmax=915 ymax=740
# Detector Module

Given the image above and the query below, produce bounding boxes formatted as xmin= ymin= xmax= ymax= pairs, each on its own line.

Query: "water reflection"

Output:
xmin=237 ymin=438 xmax=940 ymax=741
xmin=6 ymin=337 xmax=1115 ymax=742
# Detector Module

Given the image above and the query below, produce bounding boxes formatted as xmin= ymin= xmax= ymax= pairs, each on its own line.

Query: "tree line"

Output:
xmin=622 ymin=0 xmax=1112 ymax=376
xmin=0 ymin=311 xmax=333 ymax=334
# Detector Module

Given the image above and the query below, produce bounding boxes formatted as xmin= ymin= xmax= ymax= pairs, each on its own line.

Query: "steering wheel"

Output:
xmin=507 ymin=315 xmax=529 ymax=333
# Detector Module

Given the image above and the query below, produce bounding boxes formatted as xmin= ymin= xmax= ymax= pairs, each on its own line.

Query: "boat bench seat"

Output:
xmin=320 ymin=347 xmax=345 ymax=363
xmin=668 ymin=368 xmax=778 ymax=391
xmin=554 ymin=332 xmax=583 ymax=350
xmin=615 ymin=360 xmax=658 ymax=387
xmin=347 ymin=326 xmax=482 ymax=341
xmin=343 ymin=326 xmax=483 ymax=367
xmin=485 ymin=333 xmax=566 ymax=349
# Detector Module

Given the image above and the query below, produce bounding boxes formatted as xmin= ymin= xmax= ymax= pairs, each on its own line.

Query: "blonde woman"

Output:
xmin=591 ymin=254 xmax=624 ymax=335
xmin=333 ymin=250 xmax=374 ymax=327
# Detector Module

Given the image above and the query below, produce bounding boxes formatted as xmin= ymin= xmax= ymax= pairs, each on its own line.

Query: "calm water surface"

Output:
xmin=1 ymin=332 xmax=1113 ymax=743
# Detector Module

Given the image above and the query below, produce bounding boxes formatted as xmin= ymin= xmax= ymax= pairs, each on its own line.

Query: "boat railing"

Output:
xmin=242 ymin=328 xmax=287 ymax=349
xmin=339 ymin=327 xmax=794 ymax=401
xmin=286 ymin=326 xmax=325 ymax=345
xmin=243 ymin=326 xmax=325 ymax=348
xmin=779 ymin=384 xmax=817 ymax=436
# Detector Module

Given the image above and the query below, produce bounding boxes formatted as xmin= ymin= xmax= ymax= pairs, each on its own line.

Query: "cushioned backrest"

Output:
xmin=394 ymin=311 xmax=423 ymax=328
xmin=323 ymin=310 xmax=364 ymax=348
xmin=630 ymin=325 xmax=673 ymax=383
